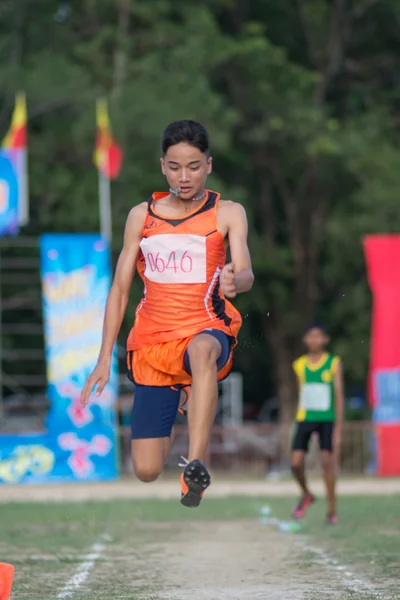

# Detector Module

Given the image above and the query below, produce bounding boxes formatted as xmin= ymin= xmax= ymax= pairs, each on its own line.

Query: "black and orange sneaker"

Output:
xmin=179 ymin=457 xmax=211 ymax=508
xmin=178 ymin=385 xmax=191 ymax=415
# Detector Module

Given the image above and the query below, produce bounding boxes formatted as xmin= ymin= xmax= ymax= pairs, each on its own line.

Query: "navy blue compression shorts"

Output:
xmin=129 ymin=328 xmax=233 ymax=439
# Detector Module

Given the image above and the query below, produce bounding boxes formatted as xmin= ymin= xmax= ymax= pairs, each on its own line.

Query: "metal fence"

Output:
xmin=0 ymin=238 xmax=48 ymax=430
xmin=119 ymin=421 xmax=374 ymax=477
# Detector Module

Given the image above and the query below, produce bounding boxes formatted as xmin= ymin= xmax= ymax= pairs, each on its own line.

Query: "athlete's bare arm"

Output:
xmin=218 ymin=201 xmax=254 ymax=298
xmin=334 ymin=360 xmax=344 ymax=422
xmin=333 ymin=359 xmax=345 ymax=450
xmin=81 ymin=203 xmax=147 ymax=407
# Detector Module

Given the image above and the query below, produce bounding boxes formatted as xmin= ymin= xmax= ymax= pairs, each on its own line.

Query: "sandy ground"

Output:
xmin=4 ymin=477 xmax=394 ymax=599
xmin=89 ymin=519 xmax=376 ymax=600
xmin=150 ymin=520 xmax=340 ymax=600
xmin=1 ymin=474 xmax=400 ymax=503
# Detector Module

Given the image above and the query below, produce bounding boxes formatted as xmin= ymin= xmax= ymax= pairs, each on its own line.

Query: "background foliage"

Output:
xmin=2 ymin=0 xmax=400 ymax=420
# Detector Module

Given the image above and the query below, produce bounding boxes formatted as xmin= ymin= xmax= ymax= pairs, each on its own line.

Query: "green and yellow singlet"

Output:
xmin=293 ymin=353 xmax=339 ymax=422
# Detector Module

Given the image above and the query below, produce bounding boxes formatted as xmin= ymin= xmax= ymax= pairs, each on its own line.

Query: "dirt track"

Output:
xmin=1 ymin=475 xmax=399 ymax=503
xmin=150 ymin=520 xmax=339 ymax=600
xmin=92 ymin=518 xmax=379 ymax=600
xmin=4 ymin=477 xmax=394 ymax=599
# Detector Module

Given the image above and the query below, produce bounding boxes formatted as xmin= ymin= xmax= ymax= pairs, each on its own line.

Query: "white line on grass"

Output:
xmin=302 ymin=541 xmax=381 ymax=597
xmin=56 ymin=534 xmax=110 ymax=599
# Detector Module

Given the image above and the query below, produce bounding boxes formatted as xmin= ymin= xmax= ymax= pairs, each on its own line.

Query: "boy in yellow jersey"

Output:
xmin=291 ymin=322 xmax=344 ymax=524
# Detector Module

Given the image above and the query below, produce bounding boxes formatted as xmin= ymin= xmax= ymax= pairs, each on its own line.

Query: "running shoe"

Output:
xmin=326 ymin=513 xmax=339 ymax=525
xmin=179 ymin=457 xmax=211 ymax=508
xmin=291 ymin=494 xmax=316 ymax=519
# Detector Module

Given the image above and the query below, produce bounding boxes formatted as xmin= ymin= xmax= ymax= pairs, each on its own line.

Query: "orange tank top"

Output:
xmin=127 ymin=190 xmax=242 ymax=350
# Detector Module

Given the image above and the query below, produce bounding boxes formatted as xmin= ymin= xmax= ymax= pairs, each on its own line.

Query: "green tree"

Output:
xmin=210 ymin=0 xmax=400 ymax=421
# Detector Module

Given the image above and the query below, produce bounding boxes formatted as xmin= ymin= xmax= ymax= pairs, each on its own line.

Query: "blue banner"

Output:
xmin=0 ymin=432 xmax=116 ymax=484
xmin=0 ymin=234 xmax=119 ymax=483
xmin=0 ymin=150 xmax=20 ymax=236
xmin=373 ymin=369 xmax=400 ymax=424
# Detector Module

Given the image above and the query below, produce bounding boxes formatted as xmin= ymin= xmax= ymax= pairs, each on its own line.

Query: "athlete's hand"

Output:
xmin=81 ymin=361 xmax=110 ymax=408
xmin=220 ymin=262 xmax=236 ymax=298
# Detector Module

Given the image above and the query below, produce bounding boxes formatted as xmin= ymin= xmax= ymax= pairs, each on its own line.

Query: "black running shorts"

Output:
xmin=291 ymin=421 xmax=334 ymax=453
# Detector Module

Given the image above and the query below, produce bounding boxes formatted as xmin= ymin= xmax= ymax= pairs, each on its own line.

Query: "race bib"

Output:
xmin=140 ymin=234 xmax=207 ymax=284
xmin=300 ymin=383 xmax=330 ymax=411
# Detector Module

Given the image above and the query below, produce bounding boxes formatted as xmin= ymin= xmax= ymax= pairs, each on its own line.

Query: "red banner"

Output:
xmin=363 ymin=235 xmax=400 ymax=475
xmin=375 ymin=424 xmax=400 ymax=476
xmin=363 ymin=236 xmax=400 ymax=405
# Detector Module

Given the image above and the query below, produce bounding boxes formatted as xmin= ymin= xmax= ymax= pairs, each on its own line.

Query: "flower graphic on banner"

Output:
xmin=58 ymin=433 xmax=112 ymax=478
xmin=57 ymin=380 xmax=115 ymax=428
xmin=57 ymin=381 xmax=93 ymax=427
xmin=0 ymin=445 xmax=55 ymax=483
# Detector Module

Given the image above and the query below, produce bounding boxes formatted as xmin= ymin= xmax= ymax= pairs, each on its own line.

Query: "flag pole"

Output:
xmin=95 ymin=97 xmax=121 ymax=244
xmin=99 ymin=170 xmax=112 ymax=242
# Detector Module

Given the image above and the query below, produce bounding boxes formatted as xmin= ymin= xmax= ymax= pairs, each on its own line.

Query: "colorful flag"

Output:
xmin=0 ymin=92 xmax=29 ymax=234
xmin=2 ymin=92 xmax=27 ymax=150
xmin=0 ymin=150 xmax=19 ymax=235
xmin=93 ymin=99 xmax=123 ymax=180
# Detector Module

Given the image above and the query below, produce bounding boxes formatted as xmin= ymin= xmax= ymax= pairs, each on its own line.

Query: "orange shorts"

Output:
xmin=127 ymin=329 xmax=234 ymax=387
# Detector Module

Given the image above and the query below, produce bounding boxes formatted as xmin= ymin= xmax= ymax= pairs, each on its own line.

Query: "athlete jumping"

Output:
xmin=81 ymin=120 xmax=254 ymax=507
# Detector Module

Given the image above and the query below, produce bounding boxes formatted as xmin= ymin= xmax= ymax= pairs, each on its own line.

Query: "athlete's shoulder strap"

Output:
xmin=293 ymin=355 xmax=307 ymax=378
xmin=201 ymin=190 xmax=220 ymax=212
xmin=330 ymin=354 xmax=340 ymax=374
xmin=146 ymin=193 xmax=166 ymax=223
xmin=209 ymin=190 xmax=221 ymax=205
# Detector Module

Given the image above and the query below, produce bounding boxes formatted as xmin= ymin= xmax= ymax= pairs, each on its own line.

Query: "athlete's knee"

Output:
xmin=132 ymin=460 xmax=162 ymax=483
xmin=291 ymin=451 xmax=304 ymax=469
xmin=131 ymin=439 xmax=164 ymax=482
xmin=187 ymin=335 xmax=221 ymax=370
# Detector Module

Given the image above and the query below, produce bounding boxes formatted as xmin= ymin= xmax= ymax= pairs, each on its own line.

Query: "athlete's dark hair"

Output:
xmin=161 ymin=120 xmax=209 ymax=155
xmin=304 ymin=321 xmax=328 ymax=335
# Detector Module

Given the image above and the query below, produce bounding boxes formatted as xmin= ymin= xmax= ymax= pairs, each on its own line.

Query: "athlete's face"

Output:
xmin=303 ymin=328 xmax=329 ymax=353
xmin=161 ymin=143 xmax=212 ymax=200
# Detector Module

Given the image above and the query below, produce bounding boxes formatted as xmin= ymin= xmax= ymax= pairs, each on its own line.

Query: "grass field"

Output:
xmin=1 ymin=494 xmax=399 ymax=599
